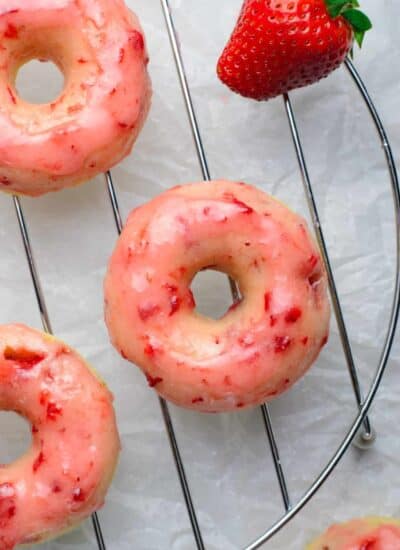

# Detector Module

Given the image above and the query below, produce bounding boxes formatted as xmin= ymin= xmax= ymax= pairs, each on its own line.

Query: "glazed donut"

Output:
xmin=307 ymin=517 xmax=400 ymax=549
xmin=0 ymin=0 xmax=151 ymax=196
xmin=0 ymin=324 xmax=120 ymax=549
xmin=104 ymin=180 xmax=330 ymax=412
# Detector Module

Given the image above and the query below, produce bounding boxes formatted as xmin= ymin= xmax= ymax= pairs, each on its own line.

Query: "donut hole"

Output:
xmin=191 ymin=269 xmax=239 ymax=319
xmin=15 ymin=59 xmax=64 ymax=104
xmin=0 ymin=411 xmax=32 ymax=464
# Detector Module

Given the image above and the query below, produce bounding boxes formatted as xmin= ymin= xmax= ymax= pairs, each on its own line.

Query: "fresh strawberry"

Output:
xmin=217 ymin=0 xmax=372 ymax=101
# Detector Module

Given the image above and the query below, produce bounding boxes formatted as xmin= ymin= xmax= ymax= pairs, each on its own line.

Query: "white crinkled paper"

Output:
xmin=1 ymin=0 xmax=400 ymax=549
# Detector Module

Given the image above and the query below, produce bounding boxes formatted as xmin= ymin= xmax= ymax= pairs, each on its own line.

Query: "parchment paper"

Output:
xmin=1 ymin=1 xmax=399 ymax=548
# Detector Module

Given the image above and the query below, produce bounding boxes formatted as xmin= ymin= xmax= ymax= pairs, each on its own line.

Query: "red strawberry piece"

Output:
xmin=3 ymin=347 xmax=45 ymax=369
xmin=145 ymin=373 xmax=163 ymax=387
xmin=217 ymin=0 xmax=372 ymax=101
xmin=0 ymin=483 xmax=16 ymax=527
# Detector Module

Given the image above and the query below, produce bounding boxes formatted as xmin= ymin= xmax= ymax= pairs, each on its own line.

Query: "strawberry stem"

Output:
xmin=325 ymin=0 xmax=372 ymax=47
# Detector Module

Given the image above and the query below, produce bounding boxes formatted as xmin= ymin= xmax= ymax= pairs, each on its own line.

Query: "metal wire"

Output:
xmin=91 ymin=513 xmax=107 ymax=550
xmin=260 ymin=406 xmax=291 ymax=511
xmin=159 ymin=398 xmax=206 ymax=548
xmin=105 ymin=171 xmax=123 ymax=234
xmin=12 ymin=195 xmax=107 ymax=549
xmin=13 ymin=197 xmax=53 ymax=335
xmin=103 ymin=169 xmax=206 ymax=550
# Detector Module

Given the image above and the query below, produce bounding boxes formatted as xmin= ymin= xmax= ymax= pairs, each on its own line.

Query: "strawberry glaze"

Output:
xmin=307 ymin=517 xmax=400 ymax=550
xmin=104 ymin=180 xmax=331 ymax=412
xmin=0 ymin=324 xmax=120 ymax=549
xmin=0 ymin=0 xmax=151 ymax=196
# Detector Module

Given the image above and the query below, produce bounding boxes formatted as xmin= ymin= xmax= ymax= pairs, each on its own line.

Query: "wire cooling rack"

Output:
xmin=6 ymin=1 xmax=400 ymax=549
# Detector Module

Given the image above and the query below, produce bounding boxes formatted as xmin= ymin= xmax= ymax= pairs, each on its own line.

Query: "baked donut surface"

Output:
xmin=307 ymin=517 xmax=400 ymax=549
xmin=0 ymin=0 xmax=151 ymax=196
xmin=0 ymin=324 xmax=120 ymax=549
xmin=104 ymin=180 xmax=330 ymax=412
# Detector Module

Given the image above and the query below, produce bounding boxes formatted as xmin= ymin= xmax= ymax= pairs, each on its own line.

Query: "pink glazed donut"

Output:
xmin=104 ymin=180 xmax=331 ymax=412
xmin=0 ymin=324 xmax=120 ymax=549
xmin=307 ymin=517 xmax=400 ymax=549
xmin=0 ymin=0 xmax=151 ymax=196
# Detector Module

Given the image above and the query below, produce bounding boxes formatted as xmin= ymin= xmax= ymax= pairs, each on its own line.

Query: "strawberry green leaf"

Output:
xmin=342 ymin=8 xmax=373 ymax=47
xmin=325 ymin=0 xmax=359 ymax=18
xmin=325 ymin=0 xmax=372 ymax=48
xmin=353 ymin=29 xmax=365 ymax=48
xmin=342 ymin=8 xmax=372 ymax=30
